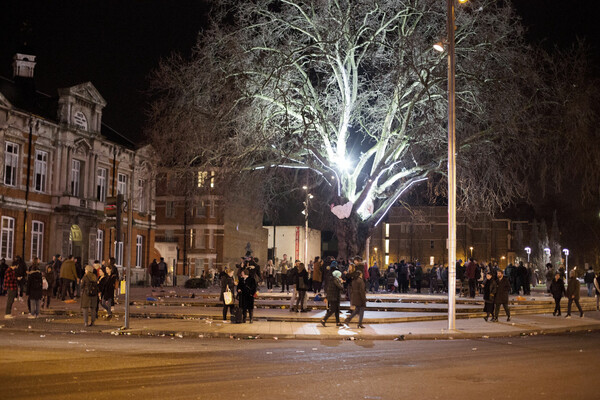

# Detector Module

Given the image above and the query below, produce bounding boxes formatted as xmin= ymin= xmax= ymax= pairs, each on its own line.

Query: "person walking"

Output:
xmin=368 ymin=262 xmax=380 ymax=293
xmin=59 ymin=255 xmax=78 ymax=301
xmin=295 ymin=263 xmax=309 ymax=312
xmin=465 ymin=258 xmax=478 ymax=298
xmin=565 ymin=274 xmax=584 ymax=318
xmin=344 ymin=270 xmax=367 ymax=329
xmin=80 ymin=265 xmax=99 ymax=327
xmin=42 ymin=262 xmax=55 ymax=308
xmin=99 ymin=265 xmax=117 ymax=320
xmin=545 ymin=263 xmax=554 ymax=294
xmin=491 ymin=269 xmax=511 ymax=322
xmin=584 ymin=266 xmax=596 ymax=297
xmin=149 ymin=259 xmax=158 ymax=288
xmin=482 ymin=272 xmax=495 ymax=321
xmin=220 ymin=268 xmax=236 ymax=321
xmin=265 ymin=260 xmax=275 ymax=291
xmin=237 ymin=269 xmax=257 ymax=323
xmin=3 ymin=263 xmax=18 ymax=318
xmin=26 ymin=265 xmax=43 ymax=318
xmin=549 ymin=272 xmax=566 ymax=316
xmin=320 ymin=270 xmax=344 ymax=327
xmin=279 ymin=254 xmax=290 ymax=293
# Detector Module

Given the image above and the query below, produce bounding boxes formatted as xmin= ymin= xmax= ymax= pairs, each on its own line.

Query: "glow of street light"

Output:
xmin=302 ymin=185 xmax=308 ymax=190
xmin=433 ymin=41 xmax=445 ymax=52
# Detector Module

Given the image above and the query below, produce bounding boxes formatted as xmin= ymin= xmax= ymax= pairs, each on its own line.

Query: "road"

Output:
xmin=0 ymin=331 xmax=598 ymax=400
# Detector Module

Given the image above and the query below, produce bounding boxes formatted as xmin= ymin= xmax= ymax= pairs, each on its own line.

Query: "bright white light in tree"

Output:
xmin=336 ymin=158 xmax=352 ymax=172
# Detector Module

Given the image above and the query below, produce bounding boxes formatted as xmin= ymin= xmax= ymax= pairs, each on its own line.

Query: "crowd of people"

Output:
xmin=2 ymin=252 xmax=599 ymax=328
xmin=1 ymin=254 xmax=120 ymax=326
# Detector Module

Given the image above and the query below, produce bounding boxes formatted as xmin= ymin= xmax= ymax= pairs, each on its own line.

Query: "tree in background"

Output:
xmin=147 ymin=0 xmax=584 ymax=258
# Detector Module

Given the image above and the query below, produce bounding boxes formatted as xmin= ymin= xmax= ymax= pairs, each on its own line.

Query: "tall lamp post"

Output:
xmin=562 ymin=248 xmax=569 ymax=281
xmin=436 ymin=0 xmax=468 ymax=331
xmin=302 ymin=186 xmax=312 ymax=266
xmin=469 ymin=247 xmax=473 ymax=258
xmin=524 ymin=247 xmax=531 ymax=263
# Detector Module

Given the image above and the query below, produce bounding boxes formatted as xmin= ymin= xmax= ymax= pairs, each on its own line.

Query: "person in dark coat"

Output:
xmin=219 ymin=268 xmax=236 ymax=321
xmin=566 ymin=275 xmax=583 ymax=318
xmin=80 ymin=265 xmax=99 ymax=327
xmin=99 ymin=265 xmax=117 ymax=320
xmin=482 ymin=272 xmax=495 ymax=321
xmin=26 ymin=265 xmax=43 ymax=318
xmin=295 ymin=263 xmax=309 ymax=312
xmin=414 ymin=263 xmax=423 ymax=294
xmin=15 ymin=256 xmax=28 ymax=299
xmin=321 ymin=270 xmax=344 ymax=327
xmin=149 ymin=259 xmax=159 ymax=287
xmin=237 ymin=269 xmax=257 ymax=323
xmin=516 ymin=261 xmax=529 ymax=295
xmin=491 ymin=269 xmax=511 ymax=322
xmin=549 ymin=272 xmax=566 ymax=316
xmin=344 ymin=270 xmax=367 ymax=328
xmin=42 ymin=262 xmax=55 ymax=308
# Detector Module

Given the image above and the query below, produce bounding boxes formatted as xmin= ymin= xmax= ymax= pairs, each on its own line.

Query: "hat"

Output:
xmin=332 ymin=270 xmax=342 ymax=278
xmin=85 ymin=265 xmax=94 ymax=273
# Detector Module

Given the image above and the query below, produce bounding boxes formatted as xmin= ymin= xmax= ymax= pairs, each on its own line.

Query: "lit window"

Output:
xmin=197 ymin=171 xmax=215 ymax=188
xmin=96 ymin=229 xmax=104 ymax=261
xmin=165 ymin=201 xmax=175 ymax=218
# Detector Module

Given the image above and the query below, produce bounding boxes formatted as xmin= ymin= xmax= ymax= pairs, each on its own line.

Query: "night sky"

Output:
xmin=1 ymin=0 xmax=597 ymax=143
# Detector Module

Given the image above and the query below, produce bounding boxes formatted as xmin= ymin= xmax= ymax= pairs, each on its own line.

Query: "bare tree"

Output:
xmin=148 ymin=0 xmax=548 ymax=258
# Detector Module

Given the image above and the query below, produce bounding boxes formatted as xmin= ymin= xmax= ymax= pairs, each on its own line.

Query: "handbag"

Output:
xmin=223 ymin=286 xmax=234 ymax=305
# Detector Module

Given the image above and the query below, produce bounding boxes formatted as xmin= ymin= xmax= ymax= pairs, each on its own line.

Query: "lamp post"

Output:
xmin=544 ymin=247 xmax=551 ymax=265
xmin=302 ymin=186 xmax=312 ymax=266
xmin=469 ymin=246 xmax=473 ymax=258
xmin=562 ymin=248 xmax=569 ymax=281
xmin=524 ymin=246 xmax=531 ymax=263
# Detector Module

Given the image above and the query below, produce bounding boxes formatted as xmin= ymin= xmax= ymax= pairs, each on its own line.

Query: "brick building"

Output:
xmin=0 ymin=51 xmax=155 ymax=277
xmin=154 ymin=171 xmax=267 ymax=284
xmin=369 ymin=206 xmax=530 ymax=269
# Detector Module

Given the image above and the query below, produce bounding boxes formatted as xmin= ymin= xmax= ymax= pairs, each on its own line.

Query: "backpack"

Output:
xmin=231 ymin=306 xmax=243 ymax=324
xmin=87 ymin=278 xmax=99 ymax=297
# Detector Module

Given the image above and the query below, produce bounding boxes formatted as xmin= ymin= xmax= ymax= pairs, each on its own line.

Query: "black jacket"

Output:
xmin=550 ymin=278 xmax=566 ymax=299
xmin=26 ymin=270 xmax=43 ymax=300
xmin=295 ymin=269 xmax=309 ymax=291
xmin=237 ymin=276 xmax=257 ymax=308
xmin=326 ymin=277 xmax=343 ymax=302
xmin=491 ymin=277 xmax=511 ymax=304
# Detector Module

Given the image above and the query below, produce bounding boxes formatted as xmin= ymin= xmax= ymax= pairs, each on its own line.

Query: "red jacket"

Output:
xmin=3 ymin=267 xmax=17 ymax=291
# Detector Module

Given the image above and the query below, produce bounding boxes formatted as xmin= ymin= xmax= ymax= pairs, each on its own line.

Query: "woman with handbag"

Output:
xmin=220 ymin=268 xmax=236 ymax=321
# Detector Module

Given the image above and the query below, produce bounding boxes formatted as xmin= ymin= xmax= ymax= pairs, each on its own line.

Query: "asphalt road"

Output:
xmin=0 ymin=331 xmax=598 ymax=400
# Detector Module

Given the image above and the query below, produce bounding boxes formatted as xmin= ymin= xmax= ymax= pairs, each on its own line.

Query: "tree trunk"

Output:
xmin=334 ymin=213 xmax=372 ymax=260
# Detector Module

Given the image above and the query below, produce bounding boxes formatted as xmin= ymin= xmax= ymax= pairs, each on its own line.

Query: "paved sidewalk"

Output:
xmin=1 ymin=286 xmax=599 ymax=340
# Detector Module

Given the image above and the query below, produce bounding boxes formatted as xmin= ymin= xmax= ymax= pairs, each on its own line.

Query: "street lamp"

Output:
xmin=562 ymin=248 xmax=569 ymax=281
xmin=302 ymin=186 xmax=312 ymax=266
xmin=435 ymin=0 xmax=468 ymax=331
xmin=524 ymin=246 xmax=531 ymax=262
xmin=469 ymin=246 xmax=473 ymax=258
xmin=544 ymin=247 xmax=551 ymax=266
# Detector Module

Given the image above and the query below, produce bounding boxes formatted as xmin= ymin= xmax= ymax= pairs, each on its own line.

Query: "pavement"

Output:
xmin=1 ymin=284 xmax=599 ymax=340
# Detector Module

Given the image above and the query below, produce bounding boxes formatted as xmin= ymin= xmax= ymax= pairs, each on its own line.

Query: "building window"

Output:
xmin=208 ymin=229 xmax=214 ymax=249
xmin=96 ymin=229 xmax=104 ymax=261
xmin=34 ymin=150 xmax=48 ymax=192
xmin=114 ymin=241 xmax=123 ymax=267
xmin=31 ymin=221 xmax=44 ymax=261
xmin=165 ymin=201 xmax=174 ymax=218
xmin=71 ymin=159 xmax=81 ymax=196
xmin=97 ymin=168 xmax=107 ymax=201
xmin=430 ymin=240 xmax=434 ymax=249
xmin=385 ymin=223 xmax=390 ymax=238
xmin=135 ymin=235 xmax=143 ymax=267
xmin=117 ymin=173 xmax=127 ymax=197
xmin=1 ymin=216 xmax=15 ymax=259
xmin=197 ymin=171 xmax=215 ymax=188
xmin=137 ymin=179 xmax=147 ymax=212
xmin=165 ymin=230 xmax=174 ymax=242
xmin=196 ymin=200 xmax=206 ymax=217
xmin=197 ymin=229 xmax=205 ymax=249
xmin=4 ymin=142 xmax=19 ymax=186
